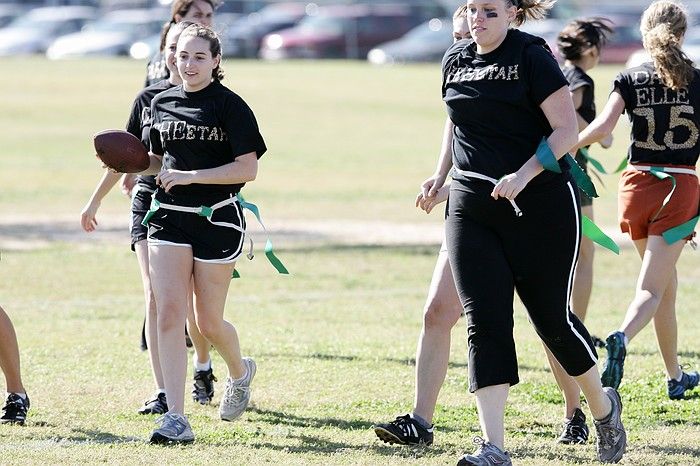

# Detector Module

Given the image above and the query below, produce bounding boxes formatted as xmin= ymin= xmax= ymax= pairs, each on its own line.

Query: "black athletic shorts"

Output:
xmin=130 ymin=186 xmax=154 ymax=250
xmin=146 ymin=190 xmax=246 ymax=263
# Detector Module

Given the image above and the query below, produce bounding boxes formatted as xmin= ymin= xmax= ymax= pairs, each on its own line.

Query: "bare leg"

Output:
xmin=186 ymin=278 xmax=211 ymax=366
xmin=620 ymin=236 xmax=685 ymax=341
xmin=0 ymin=306 xmax=24 ymax=394
xmin=149 ymin=245 xmax=193 ymax=414
xmin=413 ymin=249 xmax=462 ymax=423
xmin=628 ymin=238 xmax=683 ymax=379
xmin=474 ymin=384 xmax=509 ymax=450
xmin=193 ymin=261 xmax=244 ymax=379
xmin=545 ymin=348 xmax=581 ymax=418
xmin=573 ymin=366 xmax=612 ymax=421
xmin=134 ymin=240 xmax=164 ymax=390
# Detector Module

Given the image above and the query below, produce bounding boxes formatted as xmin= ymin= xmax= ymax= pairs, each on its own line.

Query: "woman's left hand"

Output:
xmin=491 ymin=171 xmax=532 ymax=201
xmin=157 ymin=169 xmax=195 ymax=192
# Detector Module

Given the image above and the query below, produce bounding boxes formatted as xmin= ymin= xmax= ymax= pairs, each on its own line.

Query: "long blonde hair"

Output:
xmin=641 ymin=0 xmax=694 ymax=90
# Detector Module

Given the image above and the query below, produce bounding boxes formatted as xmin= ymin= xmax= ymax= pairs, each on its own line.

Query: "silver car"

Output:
xmin=0 ymin=6 xmax=97 ymax=56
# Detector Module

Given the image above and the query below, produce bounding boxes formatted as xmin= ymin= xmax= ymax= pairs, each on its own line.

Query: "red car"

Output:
xmin=260 ymin=4 xmax=422 ymax=59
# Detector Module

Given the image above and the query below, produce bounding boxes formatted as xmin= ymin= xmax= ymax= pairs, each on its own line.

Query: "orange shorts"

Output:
xmin=618 ymin=165 xmax=699 ymax=240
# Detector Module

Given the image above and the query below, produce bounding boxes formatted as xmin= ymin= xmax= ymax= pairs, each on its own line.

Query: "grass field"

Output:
xmin=0 ymin=58 xmax=699 ymax=465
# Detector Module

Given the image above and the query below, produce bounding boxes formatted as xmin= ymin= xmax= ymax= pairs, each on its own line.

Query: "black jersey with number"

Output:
xmin=126 ymin=80 xmax=175 ymax=190
xmin=614 ymin=61 xmax=700 ymax=166
xmin=563 ymin=64 xmax=595 ymax=123
xmin=149 ymin=80 xmax=267 ymax=197
xmin=442 ymin=29 xmax=569 ymax=183
xmin=144 ymin=51 xmax=169 ymax=88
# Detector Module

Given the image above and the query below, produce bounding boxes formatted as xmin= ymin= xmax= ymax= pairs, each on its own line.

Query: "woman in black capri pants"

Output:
xmin=422 ymin=1 xmax=628 ymax=464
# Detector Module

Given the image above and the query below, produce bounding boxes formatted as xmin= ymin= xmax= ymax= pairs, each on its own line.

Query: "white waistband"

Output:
xmin=629 ymin=164 xmax=696 ymax=176
xmin=453 ymin=168 xmax=523 ymax=217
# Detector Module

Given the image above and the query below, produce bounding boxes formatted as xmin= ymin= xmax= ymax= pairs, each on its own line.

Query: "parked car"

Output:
xmin=577 ymin=7 xmax=643 ymax=64
xmin=0 ymin=4 xmax=27 ymax=30
xmin=219 ymin=2 xmax=308 ymax=58
xmin=367 ymin=17 xmax=452 ymax=65
xmin=0 ymin=6 xmax=96 ymax=56
xmin=260 ymin=4 xmax=425 ymax=60
xmin=129 ymin=12 xmax=241 ymax=60
xmin=47 ymin=8 xmax=166 ymax=59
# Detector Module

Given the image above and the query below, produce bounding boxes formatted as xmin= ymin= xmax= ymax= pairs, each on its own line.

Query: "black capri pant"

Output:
xmin=445 ymin=174 xmax=598 ymax=393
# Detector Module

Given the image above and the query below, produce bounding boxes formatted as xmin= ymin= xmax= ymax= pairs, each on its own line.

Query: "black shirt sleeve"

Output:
xmin=525 ymin=44 xmax=568 ymax=105
xmin=148 ymin=100 xmax=163 ymax=156
xmin=222 ymin=95 xmax=267 ymax=159
xmin=612 ymin=71 xmax=632 ymax=114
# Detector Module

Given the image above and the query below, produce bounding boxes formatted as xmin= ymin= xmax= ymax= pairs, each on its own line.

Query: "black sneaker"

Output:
xmin=374 ymin=414 xmax=434 ymax=446
xmin=138 ymin=392 xmax=168 ymax=415
xmin=601 ymin=331 xmax=626 ymax=389
xmin=668 ymin=369 xmax=700 ymax=400
xmin=192 ymin=368 xmax=217 ymax=405
xmin=0 ymin=393 xmax=30 ymax=425
xmin=557 ymin=408 xmax=589 ymax=444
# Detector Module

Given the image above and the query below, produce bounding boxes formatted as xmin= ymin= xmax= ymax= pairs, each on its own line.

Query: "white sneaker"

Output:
xmin=149 ymin=412 xmax=194 ymax=444
xmin=220 ymin=357 xmax=256 ymax=421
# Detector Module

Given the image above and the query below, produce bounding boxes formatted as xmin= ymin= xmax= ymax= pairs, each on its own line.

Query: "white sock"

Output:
xmin=7 ymin=392 xmax=26 ymax=400
xmin=193 ymin=355 xmax=211 ymax=372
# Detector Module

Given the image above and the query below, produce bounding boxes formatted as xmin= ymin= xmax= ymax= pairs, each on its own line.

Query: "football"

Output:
xmin=93 ymin=129 xmax=150 ymax=173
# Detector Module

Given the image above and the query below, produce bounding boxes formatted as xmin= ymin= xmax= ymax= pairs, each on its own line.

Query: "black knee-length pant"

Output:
xmin=446 ymin=174 xmax=598 ymax=393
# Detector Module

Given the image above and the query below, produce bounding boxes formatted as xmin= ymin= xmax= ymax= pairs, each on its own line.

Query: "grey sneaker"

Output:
xmin=149 ymin=412 xmax=195 ymax=444
xmin=219 ymin=357 xmax=256 ymax=421
xmin=457 ymin=437 xmax=512 ymax=466
xmin=594 ymin=387 xmax=626 ymax=463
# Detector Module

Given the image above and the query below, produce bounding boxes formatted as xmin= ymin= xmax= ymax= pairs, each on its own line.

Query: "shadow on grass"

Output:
xmin=258 ymin=351 xmax=471 ymax=370
xmin=643 ymin=443 xmax=700 ymax=457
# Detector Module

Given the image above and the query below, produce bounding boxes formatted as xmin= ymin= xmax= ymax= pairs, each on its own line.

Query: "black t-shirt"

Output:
xmin=149 ymin=80 xmax=267 ymax=197
xmin=442 ymin=29 xmax=569 ymax=183
xmin=126 ymin=80 xmax=175 ymax=190
xmin=563 ymin=64 xmax=595 ymax=123
xmin=614 ymin=62 xmax=700 ymax=166
xmin=144 ymin=51 xmax=169 ymax=88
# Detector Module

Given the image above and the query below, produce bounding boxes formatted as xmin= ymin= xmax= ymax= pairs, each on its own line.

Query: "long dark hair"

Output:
xmin=557 ymin=18 xmax=613 ymax=61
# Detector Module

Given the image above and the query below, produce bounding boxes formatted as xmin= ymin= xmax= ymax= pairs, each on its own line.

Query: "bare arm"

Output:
xmin=574 ymin=91 xmax=625 ymax=152
xmin=492 ymin=85 xmax=578 ymax=200
xmin=80 ymin=169 xmax=123 ymax=232
xmin=421 ymin=117 xmax=454 ymax=198
xmin=156 ymin=152 xmax=258 ymax=193
xmin=139 ymin=153 xmax=164 ymax=176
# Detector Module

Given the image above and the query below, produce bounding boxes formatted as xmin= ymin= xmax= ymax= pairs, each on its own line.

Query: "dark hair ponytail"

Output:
xmin=557 ymin=17 xmax=613 ymax=61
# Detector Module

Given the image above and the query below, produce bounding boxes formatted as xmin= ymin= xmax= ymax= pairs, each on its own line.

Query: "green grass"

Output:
xmin=0 ymin=58 xmax=626 ymax=226
xmin=1 ymin=58 xmax=699 ymax=464
xmin=0 ymin=244 xmax=699 ymax=464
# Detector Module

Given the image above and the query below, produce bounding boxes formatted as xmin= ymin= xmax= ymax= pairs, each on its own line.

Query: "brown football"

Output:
xmin=93 ymin=129 xmax=150 ymax=173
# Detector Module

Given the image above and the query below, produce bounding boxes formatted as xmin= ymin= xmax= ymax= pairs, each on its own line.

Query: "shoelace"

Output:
xmin=2 ymin=397 xmax=25 ymax=416
xmin=222 ymin=383 xmax=249 ymax=407
xmin=390 ymin=415 xmax=413 ymax=437
xmin=597 ymin=423 xmax=622 ymax=450
xmin=563 ymin=422 xmax=586 ymax=440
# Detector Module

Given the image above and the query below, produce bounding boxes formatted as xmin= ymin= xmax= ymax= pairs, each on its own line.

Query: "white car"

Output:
xmin=47 ymin=8 xmax=165 ymax=59
xmin=0 ymin=6 xmax=96 ymax=56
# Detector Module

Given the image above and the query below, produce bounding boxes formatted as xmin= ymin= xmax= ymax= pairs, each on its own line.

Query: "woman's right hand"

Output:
xmin=80 ymin=201 xmax=100 ymax=232
xmin=420 ymin=172 xmax=447 ymax=199
xmin=416 ymin=184 xmax=449 ymax=214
